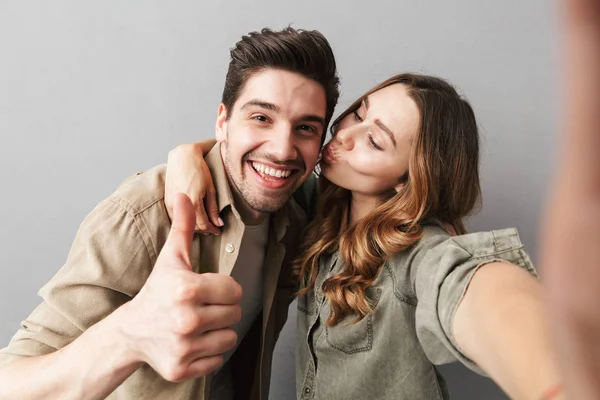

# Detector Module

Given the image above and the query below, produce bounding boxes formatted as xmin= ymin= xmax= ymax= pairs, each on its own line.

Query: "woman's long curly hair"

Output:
xmin=295 ymin=73 xmax=482 ymax=325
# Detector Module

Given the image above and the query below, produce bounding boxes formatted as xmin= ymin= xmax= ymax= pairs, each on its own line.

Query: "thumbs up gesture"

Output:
xmin=119 ymin=193 xmax=242 ymax=382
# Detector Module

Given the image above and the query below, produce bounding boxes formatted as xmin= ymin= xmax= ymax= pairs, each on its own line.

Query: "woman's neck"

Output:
xmin=348 ymin=192 xmax=383 ymax=225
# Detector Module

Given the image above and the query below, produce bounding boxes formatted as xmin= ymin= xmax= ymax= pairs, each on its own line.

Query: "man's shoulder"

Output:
xmin=107 ymin=164 xmax=168 ymax=218
xmin=73 ymin=163 xmax=171 ymax=268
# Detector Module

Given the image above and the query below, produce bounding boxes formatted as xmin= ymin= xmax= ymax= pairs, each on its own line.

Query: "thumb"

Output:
xmin=157 ymin=193 xmax=196 ymax=270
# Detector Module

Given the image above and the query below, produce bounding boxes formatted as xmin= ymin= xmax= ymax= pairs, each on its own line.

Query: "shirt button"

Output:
xmin=304 ymin=388 xmax=311 ymax=394
xmin=225 ymin=243 xmax=235 ymax=253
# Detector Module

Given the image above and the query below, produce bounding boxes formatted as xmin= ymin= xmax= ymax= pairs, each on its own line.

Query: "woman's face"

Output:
xmin=321 ymin=84 xmax=420 ymax=197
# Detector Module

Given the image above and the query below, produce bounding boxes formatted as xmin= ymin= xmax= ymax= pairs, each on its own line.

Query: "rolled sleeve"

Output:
xmin=0 ymin=198 xmax=155 ymax=366
xmin=412 ymin=228 xmax=536 ymax=374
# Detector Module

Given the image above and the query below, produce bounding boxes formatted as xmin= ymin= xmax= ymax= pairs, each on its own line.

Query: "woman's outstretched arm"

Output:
xmin=540 ymin=0 xmax=600 ymax=398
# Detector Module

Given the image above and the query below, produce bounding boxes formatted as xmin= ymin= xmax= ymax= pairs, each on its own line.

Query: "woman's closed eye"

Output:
xmin=367 ymin=132 xmax=383 ymax=150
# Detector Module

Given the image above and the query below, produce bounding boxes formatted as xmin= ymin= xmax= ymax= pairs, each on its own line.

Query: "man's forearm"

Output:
xmin=0 ymin=306 xmax=142 ymax=400
xmin=453 ymin=262 xmax=562 ymax=400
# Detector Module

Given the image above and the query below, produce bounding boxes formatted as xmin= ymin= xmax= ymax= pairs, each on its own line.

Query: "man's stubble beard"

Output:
xmin=222 ymin=140 xmax=300 ymax=214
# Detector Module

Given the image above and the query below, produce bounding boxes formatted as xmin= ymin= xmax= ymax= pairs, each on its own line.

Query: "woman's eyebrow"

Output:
xmin=375 ymin=119 xmax=397 ymax=148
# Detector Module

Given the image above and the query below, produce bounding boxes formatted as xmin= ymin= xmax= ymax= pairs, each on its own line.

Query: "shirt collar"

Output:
xmin=205 ymin=144 xmax=235 ymax=215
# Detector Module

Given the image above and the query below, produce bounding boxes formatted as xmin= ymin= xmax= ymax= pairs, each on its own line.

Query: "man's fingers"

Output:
xmin=195 ymin=304 xmax=241 ymax=333
xmin=193 ymin=273 xmax=242 ymax=305
xmin=179 ymin=354 xmax=224 ymax=381
xmin=172 ymin=303 xmax=241 ymax=336
xmin=186 ymin=328 xmax=238 ymax=362
xmin=158 ymin=193 xmax=196 ymax=269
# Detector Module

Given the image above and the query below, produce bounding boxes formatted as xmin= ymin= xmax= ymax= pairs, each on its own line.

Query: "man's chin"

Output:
xmin=245 ymin=191 xmax=295 ymax=214
xmin=248 ymin=199 xmax=290 ymax=214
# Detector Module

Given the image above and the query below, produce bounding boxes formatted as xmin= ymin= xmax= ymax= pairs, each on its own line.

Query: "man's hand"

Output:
xmin=119 ymin=193 xmax=242 ymax=382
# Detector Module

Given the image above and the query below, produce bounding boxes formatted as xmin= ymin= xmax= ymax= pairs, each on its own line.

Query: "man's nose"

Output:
xmin=269 ymin=126 xmax=299 ymax=161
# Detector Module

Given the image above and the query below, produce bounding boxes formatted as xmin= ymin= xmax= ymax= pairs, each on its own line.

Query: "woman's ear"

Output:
xmin=394 ymin=171 xmax=409 ymax=192
xmin=215 ymin=103 xmax=228 ymax=142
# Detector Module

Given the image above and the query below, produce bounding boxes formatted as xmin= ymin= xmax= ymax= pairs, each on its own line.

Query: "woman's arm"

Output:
xmin=165 ymin=140 xmax=220 ymax=234
xmin=540 ymin=0 xmax=600 ymax=398
xmin=453 ymin=262 xmax=563 ymax=400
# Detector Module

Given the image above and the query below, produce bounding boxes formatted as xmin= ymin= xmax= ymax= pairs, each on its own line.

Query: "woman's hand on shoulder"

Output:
xmin=165 ymin=141 xmax=223 ymax=235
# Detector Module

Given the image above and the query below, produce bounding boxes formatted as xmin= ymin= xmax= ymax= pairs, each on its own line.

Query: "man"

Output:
xmin=0 ymin=27 xmax=340 ymax=399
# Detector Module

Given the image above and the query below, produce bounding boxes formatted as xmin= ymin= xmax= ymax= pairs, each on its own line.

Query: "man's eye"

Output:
xmin=253 ymin=115 xmax=268 ymax=122
xmin=298 ymin=124 xmax=318 ymax=134
xmin=353 ymin=110 xmax=363 ymax=122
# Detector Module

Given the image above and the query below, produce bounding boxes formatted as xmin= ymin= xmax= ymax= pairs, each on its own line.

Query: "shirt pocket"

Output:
xmin=324 ymin=287 xmax=382 ymax=354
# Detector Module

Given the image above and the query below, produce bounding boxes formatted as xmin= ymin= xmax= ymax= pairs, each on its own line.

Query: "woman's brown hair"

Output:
xmin=295 ymin=73 xmax=482 ymax=325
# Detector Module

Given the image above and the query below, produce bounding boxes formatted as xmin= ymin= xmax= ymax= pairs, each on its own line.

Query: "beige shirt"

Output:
xmin=210 ymin=216 xmax=270 ymax=400
xmin=0 ymin=145 xmax=309 ymax=400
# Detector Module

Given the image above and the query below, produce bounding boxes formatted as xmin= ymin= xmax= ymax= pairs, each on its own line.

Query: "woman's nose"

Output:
xmin=335 ymin=128 xmax=355 ymax=150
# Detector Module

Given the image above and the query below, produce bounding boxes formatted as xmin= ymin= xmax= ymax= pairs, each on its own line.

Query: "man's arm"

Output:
xmin=0 ymin=307 xmax=142 ymax=400
xmin=0 ymin=194 xmax=241 ymax=400
xmin=452 ymin=262 xmax=562 ymax=400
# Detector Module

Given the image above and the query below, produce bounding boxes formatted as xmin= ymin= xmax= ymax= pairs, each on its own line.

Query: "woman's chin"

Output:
xmin=320 ymin=166 xmax=344 ymax=188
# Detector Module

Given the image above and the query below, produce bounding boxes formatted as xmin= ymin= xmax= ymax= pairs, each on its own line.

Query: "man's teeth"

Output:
xmin=251 ymin=162 xmax=292 ymax=178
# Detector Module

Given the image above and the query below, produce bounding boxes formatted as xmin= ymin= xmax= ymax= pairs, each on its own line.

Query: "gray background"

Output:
xmin=0 ymin=1 xmax=559 ymax=399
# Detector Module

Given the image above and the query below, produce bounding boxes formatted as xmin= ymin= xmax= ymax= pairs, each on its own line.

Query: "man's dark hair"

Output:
xmin=221 ymin=27 xmax=340 ymax=138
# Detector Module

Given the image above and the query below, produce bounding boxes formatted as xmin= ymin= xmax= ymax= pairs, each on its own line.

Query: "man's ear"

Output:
xmin=215 ymin=103 xmax=228 ymax=142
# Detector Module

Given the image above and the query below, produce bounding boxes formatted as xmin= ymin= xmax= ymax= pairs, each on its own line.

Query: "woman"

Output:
xmin=165 ymin=73 xmax=563 ymax=399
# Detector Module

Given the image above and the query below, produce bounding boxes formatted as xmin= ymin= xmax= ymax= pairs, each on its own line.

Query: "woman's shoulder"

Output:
xmin=387 ymin=225 xmax=529 ymax=271
xmin=422 ymin=226 xmax=524 ymax=258
xmin=381 ymin=225 xmax=450 ymax=301
xmin=387 ymin=226 xmax=534 ymax=280
xmin=386 ymin=224 xmax=450 ymax=267
xmin=384 ymin=225 xmax=533 ymax=302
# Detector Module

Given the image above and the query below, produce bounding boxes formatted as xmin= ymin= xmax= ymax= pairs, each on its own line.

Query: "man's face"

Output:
xmin=216 ymin=68 xmax=327 ymax=219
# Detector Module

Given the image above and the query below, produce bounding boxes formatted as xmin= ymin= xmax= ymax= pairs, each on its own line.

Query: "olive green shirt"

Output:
xmin=296 ymin=225 xmax=536 ymax=399
xmin=0 ymin=145 xmax=309 ymax=400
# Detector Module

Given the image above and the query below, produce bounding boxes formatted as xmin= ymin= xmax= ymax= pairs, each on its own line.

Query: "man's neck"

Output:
xmin=229 ymin=187 xmax=268 ymax=226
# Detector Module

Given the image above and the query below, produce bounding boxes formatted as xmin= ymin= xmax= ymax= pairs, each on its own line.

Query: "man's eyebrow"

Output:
xmin=240 ymin=99 xmax=280 ymax=112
